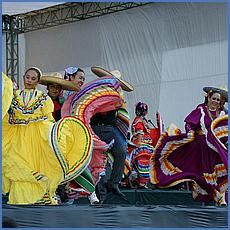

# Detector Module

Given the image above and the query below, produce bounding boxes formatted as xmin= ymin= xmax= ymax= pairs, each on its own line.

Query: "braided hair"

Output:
xmin=135 ymin=102 xmax=148 ymax=117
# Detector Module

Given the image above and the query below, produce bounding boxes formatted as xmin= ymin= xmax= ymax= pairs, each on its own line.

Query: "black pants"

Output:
xmin=92 ymin=125 xmax=127 ymax=187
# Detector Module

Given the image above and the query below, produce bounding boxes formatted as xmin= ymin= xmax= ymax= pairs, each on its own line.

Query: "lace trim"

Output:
xmin=11 ymin=91 xmax=48 ymax=115
xmin=9 ymin=115 xmax=48 ymax=124
xmin=192 ymin=183 xmax=208 ymax=199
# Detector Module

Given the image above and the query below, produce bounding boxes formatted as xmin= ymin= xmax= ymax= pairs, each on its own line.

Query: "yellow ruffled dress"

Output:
xmin=2 ymin=73 xmax=13 ymax=119
xmin=2 ymin=88 xmax=63 ymax=204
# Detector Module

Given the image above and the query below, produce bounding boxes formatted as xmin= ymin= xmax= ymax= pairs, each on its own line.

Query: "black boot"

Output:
xmin=105 ymin=183 xmax=125 ymax=197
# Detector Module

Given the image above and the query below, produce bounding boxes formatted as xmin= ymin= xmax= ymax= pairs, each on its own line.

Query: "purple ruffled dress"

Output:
xmin=150 ymin=104 xmax=228 ymax=203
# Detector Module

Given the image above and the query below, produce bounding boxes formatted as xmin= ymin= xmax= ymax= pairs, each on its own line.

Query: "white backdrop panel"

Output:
xmin=25 ymin=18 xmax=102 ymax=71
xmin=160 ymin=41 xmax=228 ymax=130
xmin=21 ymin=3 xmax=227 ymax=128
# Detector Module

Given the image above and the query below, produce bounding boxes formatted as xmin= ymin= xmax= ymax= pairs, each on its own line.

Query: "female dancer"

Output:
xmin=151 ymin=87 xmax=228 ymax=206
xmin=2 ymin=68 xmax=92 ymax=205
xmin=130 ymin=102 xmax=154 ymax=188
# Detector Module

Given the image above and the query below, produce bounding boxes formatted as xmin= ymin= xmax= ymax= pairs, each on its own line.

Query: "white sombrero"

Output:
xmin=91 ymin=66 xmax=134 ymax=92
xmin=39 ymin=72 xmax=80 ymax=91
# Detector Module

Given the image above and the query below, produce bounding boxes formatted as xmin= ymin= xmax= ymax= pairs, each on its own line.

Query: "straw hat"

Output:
xmin=91 ymin=66 xmax=134 ymax=92
xmin=203 ymin=86 xmax=228 ymax=102
xmin=39 ymin=72 xmax=81 ymax=91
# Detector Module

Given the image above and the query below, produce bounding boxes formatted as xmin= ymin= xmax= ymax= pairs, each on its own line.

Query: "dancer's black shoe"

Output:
xmin=105 ymin=183 xmax=125 ymax=197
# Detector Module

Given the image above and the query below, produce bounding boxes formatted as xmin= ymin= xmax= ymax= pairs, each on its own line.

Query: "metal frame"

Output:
xmin=2 ymin=15 xmax=23 ymax=82
xmin=17 ymin=2 xmax=151 ymax=33
xmin=2 ymin=2 xmax=151 ymax=81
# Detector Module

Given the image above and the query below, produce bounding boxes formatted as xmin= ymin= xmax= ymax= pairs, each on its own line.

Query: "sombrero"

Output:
xmin=203 ymin=86 xmax=228 ymax=102
xmin=91 ymin=66 xmax=134 ymax=92
xmin=39 ymin=72 xmax=80 ymax=91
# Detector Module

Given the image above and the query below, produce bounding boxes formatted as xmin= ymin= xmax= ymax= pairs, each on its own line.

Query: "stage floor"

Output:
xmin=2 ymin=203 xmax=228 ymax=228
xmin=75 ymin=188 xmax=213 ymax=206
xmin=2 ymin=189 xmax=227 ymax=228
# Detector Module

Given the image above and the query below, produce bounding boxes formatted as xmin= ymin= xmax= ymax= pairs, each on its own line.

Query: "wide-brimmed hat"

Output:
xmin=39 ymin=72 xmax=80 ymax=91
xmin=91 ymin=66 xmax=134 ymax=92
xmin=203 ymin=86 xmax=228 ymax=102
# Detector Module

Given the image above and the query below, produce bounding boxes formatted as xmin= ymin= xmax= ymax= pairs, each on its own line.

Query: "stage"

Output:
xmin=2 ymin=189 xmax=228 ymax=228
